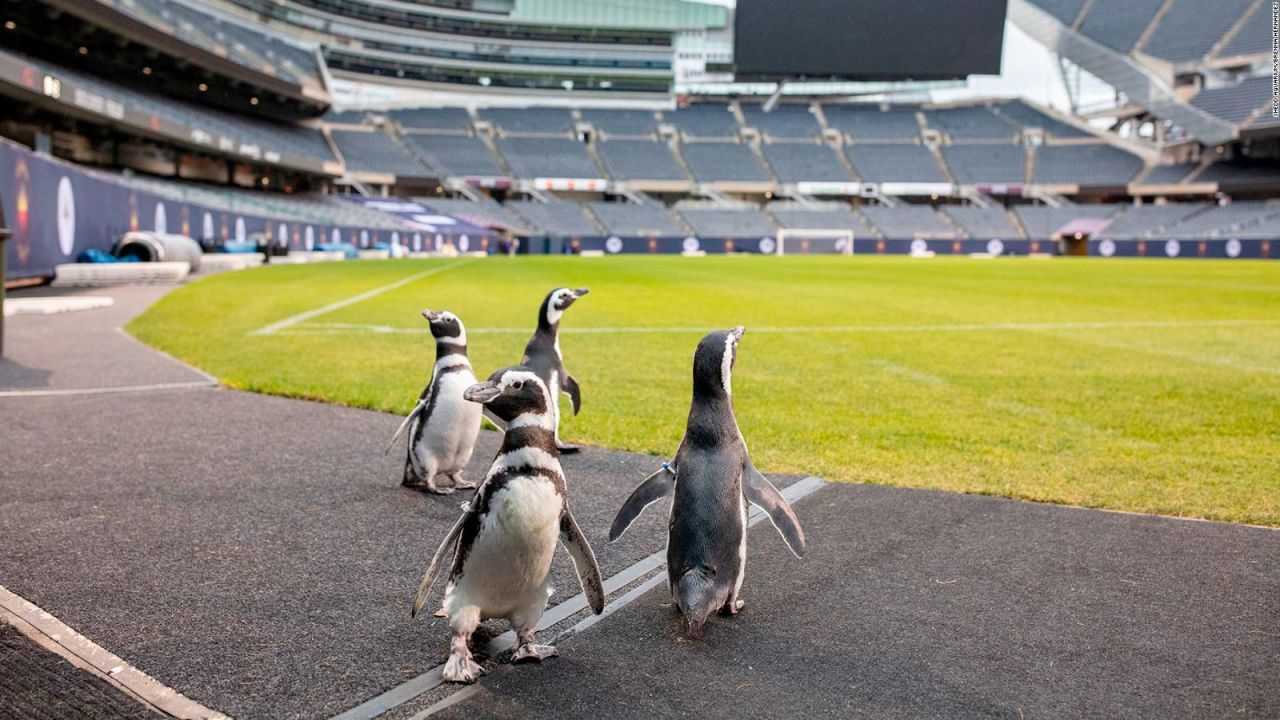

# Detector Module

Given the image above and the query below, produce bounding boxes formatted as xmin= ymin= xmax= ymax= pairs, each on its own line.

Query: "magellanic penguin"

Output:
xmin=411 ymin=366 xmax=605 ymax=683
xmin=488 ymin=287 xmax=588 ymax=453
xmin=384 ymin=310 xmax=482 ymax=494
xmin=608 ymin=327 xmax=806 ymax=637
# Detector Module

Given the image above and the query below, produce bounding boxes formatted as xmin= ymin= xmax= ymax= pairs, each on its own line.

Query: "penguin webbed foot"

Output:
xmin=555 ymin=443 xmax=580 ymax=455
xmin=450 ymin=473 xmax=477 ymax=490
xmin=442 ymin=653 xmax=485 ymax=683
xmin=512 ymin=642 xmax=558 ymax=662
xmin=719 ymin=598 xmax=745 ymax=617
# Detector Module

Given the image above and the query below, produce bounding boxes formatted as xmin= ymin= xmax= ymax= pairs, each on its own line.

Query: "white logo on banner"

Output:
xmin=1225 ymin=238 xmax=1242 ymax=258
xmin=56 ymin=177 xmax=76 ymax=256
xmin=605 ymin=236 xmax=623 ymax=253
xmin=390 ymin=231 xmax=400 ymax=248
xmin=154 ymin=203 xmax=167 ymax=234
xmin=202 ymin=212 xmax=214 ymax=240
xmin=910 ymin=239 xmax=928 ymax=254
xmin=434 ymin=233 xmax=443 ymax=251
xmin=759 ymin=237 xmax=776 ymax=254
xmin=235 ymin=217 xmax=246 ymax=243
xmin=332 ymin=228 xmax=343 ymax=244
xmin=278 ymin=223 xmax=289 ymax=247
xmin=683 ymin=237 xmax=700 ymax=252
xmin=986 ymin=239 xmax=1004 ymax=256
xmin=305 ymin=226 xmax=315 ymax=250
xmin=413 ymin=233 xmax=422 ymax=251
xmin=360 ymin=229 xmax=370 ymax=247
xmin=1164 ymin=239 xmax=1180 ymax=257
xmin=459 ymin=234 xmax=470 ymax=252
xmin=834 ymin=237 xmax=849 ymax=253
xmin=1098 ymin=239 xmax=1116 ymax=257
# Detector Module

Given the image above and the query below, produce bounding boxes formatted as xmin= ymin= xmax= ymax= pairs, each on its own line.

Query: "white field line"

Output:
xmin=0 ymin=381 xmax=217 ymax=398
xmin=275 ymin=318 xmax=1280 ymax=337
xmin=249 ymin=260 xmax=471 ymax=336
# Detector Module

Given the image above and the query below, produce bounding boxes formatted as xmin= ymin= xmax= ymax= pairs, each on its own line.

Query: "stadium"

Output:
xmin=0 ymin=0 xmax=1277 ymax=717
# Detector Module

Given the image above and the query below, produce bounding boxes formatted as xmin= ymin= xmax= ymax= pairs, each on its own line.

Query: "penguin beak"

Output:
xmin=730 ymin=326 xmax=746 ymax=342
xmin=421 ymin=309 xmax=440 ymax=322
xmin=572 ymin=288 xmax=590 ymax=298
xmin=463 ymin=381 xmax=502 ymax=404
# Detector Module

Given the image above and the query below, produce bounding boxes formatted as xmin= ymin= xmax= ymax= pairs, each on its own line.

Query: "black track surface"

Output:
xmin=0 ymin=622 xmax=159 ymax=719
xmin=435 ymin=484 xmax=1280 ymax=719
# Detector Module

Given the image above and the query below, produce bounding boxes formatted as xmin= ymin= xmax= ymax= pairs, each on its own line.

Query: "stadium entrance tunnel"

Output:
xmin=112 ymin=233 xmax=203 ymax=271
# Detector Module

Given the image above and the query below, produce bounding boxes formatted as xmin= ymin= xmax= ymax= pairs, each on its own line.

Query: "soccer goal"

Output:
xmin=775 ymin=228 xmax=855 ymax=256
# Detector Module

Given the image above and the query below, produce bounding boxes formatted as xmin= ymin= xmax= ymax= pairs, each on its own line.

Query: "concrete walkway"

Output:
xmin=1 ymin=283 xmax=1276 ymax=719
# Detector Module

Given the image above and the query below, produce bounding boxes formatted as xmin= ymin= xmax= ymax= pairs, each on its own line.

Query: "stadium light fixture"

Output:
xmin=142 ymin=66 xmax=152 ymax=75
xmin=198 ymin=83 xmax=208 ymax=92
xmin=250 ymin=97 xmax=259 ymax=106
xmin=77 ymin=46 xmax=88 ymax=56
xmin=478 ymin=77 xmax=491 ymax=86
xmin=3 ymin=20 xmax=15 ymax=30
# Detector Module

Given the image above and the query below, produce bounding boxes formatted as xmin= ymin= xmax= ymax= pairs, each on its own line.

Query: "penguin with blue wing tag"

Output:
xmin=610 ymin=327 xmax=806 ymax=637
xmin=412 ymin=366 xmax=605 ymax=683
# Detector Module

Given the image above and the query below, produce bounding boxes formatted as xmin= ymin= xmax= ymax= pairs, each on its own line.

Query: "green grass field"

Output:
xmin=129 ymin=256 xmax=1280 ymax=525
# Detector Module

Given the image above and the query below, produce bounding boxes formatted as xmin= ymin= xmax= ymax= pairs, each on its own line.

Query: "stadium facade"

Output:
xmin=1 ymin=0 xmax=1278 ymax=280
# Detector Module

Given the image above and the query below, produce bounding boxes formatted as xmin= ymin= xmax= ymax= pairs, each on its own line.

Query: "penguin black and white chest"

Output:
xmin=609 ymin=327 xmax=806 ymax=637
xmin=505 ymin=287 xmax=588 ymax=453
xmin=385 ymin=310 xmax=481 ymax=494
xmin=410 ymin=366 xmax=605 ymax=683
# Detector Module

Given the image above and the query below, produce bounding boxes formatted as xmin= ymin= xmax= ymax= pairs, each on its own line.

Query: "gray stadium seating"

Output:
xmin=480 ymin=107 xmax=575 ymax=135
xmin=1195 ymin=161 xmax=1280 ymax=186
xmin=1141 ymin=0 xmax=1252 ymax=62
xmin=421 ymin=197 xmax=532 ymax=233
xmin=589 ymin=202 xmax=686 ymax=236
xmin=581 ymin=109 xmax=658 ymax=137
xmin=1140 ymin=164 xmax=1198 ymax=184
xmin=1160 ymin=202 xmax=1274 ymax=238
xmin=678 ymin=206 xmax=775 ymax=237
xmin=494 ymin=137 xmax=602 ymax=178
xmin=330 ymin=130 xmax=429 ymax=176
xmin=402 ymin=134 xmax=505 ymax=177
xmin=941 ymin=207 xmax=1022 ymax=238
xmin=861 ymin=206 xmax=958 ymax=239
xmin=1032 ymin=0 xmax=1088 ymax=25
xmin=324 ymin=109 xmax=369 ymax=125
xmin=824 ymin=106 xmax=921 ymax=140
xmin=1078 ymin=0 xmax=1166 ymax=52
xmin=1219 ymin=2 xmax=1272 ymax=57
xmin=387 ymin=107 xmax=473 ymax=132
xmin=507 ymin=201 xmax=600 ymax=237
xmin=1033 ymin=144 xmax=1143 ymax=185
xmin=767 ymin=203 xmax=877 ymax=237
xmin=1191 ymin=77 xmax=1272 ymax=124
xmin=667 ymin=104 xmax=740 ymax=138
xmin=1015 ymin=205 xmax=1114 ymax=238
xmin=926 ymin=106 xmax=1019 ymax=140
xmin=993 ymin=101 xmax=1091 ymax=138
xmin=681 ymin=142 xmax=773 ymax=183
xmin=942 ymin=145 xmax=1028 ymax=184
xmin=1096 ymin=204 xmax=1207 ymax=238
xmin=596 ymin=140 xmax=687 ymax=182
xmin=761 ymin=143 xmax=854 ymax=184
xmin=845 ymin=144 xmax=947 ymax=183
xmin=740 ymin=104 xmax=821 ymax=138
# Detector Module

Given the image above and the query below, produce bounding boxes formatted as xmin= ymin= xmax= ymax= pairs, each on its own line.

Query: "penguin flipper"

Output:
xmin=560 ymin=510 xmax=605 ymax=614
xmin=563 ymin=373 xmax=582 ymax=415
xmin=744 ymin=461 xmax=807 ymax=559
xmin=411 ymin=512 xmax=466 ymax=618
xmin=384 ymin=400 xmax=426 ymax=455
xmin=608 ymin=465 xmax=675 ymax=542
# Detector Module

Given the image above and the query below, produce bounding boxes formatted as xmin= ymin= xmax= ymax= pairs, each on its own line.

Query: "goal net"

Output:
xmin=775 ymin=228 xmax=854 ymax=256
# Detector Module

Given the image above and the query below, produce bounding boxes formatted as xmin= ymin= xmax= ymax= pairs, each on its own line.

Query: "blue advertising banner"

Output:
xmin=1089 ymin=237 xmax=1274 ymax=259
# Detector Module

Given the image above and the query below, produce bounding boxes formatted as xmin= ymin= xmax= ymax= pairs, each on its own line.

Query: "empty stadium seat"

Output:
xmin=942 ymin=145 xmax=1028 ymax=184
xmin=507 ymin=201 xmax=600 ymax=237
xmin=589 ymin=202 xmax=686 ymax=236
xmin=941 ymin=206 xmax=1022 ymax=238
xmin=1015 ymin=205 xmax=1114 ymax=238
xmin=1078 ymin=0 xmax=1165 ymax=52
xmin=740 ymin=104 xmax=821 ymax=139
xmin=387 ymin=107 xmax=473 ymax=132
xmin=596 ymin=140 xmax=687 ymax=182
xmin=402 ymin=134 xmax=505 ymax=177
xmin=761 ymin=143 xmax=853 ymax=184
xmin=480 ymin=107 xmax=575 ymax=135
xmin=1095 ymin=204 xmax=1208 ymax=239
xmin=993 ymin=101 xmax=1091 ymax=138
xmin=1191 ymin=77 xmax=1273 ymax=124
xmin=330 ymin=130 xmax=429 ymax=177
xmin=494 ymin=137 xmax=602 ymax=179
xmin=678 ymin=206 xmax=774 ymax=237
xmin=421 ymin=197 xmax=533 ymax=233
xmin=824 ymin=106 xmax=921 ymax=140
xmin=861 ymin=206 xmax=958 ymax=239
xmin=926 ymin=106 xmax=1019 ymax=140
xmin=1032 ymin=0 xmax=1088 ymax=25
xmin=1141 ymin=0 xmax=1252 ymax=62
xmin=681 ymin=142 xmax=773 ymax=183
xmin=845 ymin=144 xmax=947 ymax=183
xmin=767 ymin=203 xmax=877 ymax=237
xmin=1033 ymin=144 xmax=1143 ymax=186
xmin=667 ymin=104 xmax=740 ymax=138
xmin=1140 ymin=164 xmax=1198 ymax=184
xmin=581 ymin=109 xmax=658 ymax=137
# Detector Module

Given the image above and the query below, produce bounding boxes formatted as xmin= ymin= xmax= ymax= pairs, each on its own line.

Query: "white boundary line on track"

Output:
xmin=0 ymin=585 xmax=229 ymax=720
xmin=0 ymin=380 xmax=217 ymax=398
xmin=329 ymin=475 xmax=827 ymax=720
xmin=277 ymin=318 xmax=1280 ymax=337
xmin=248 ymin=260 xmax=471 ymax=337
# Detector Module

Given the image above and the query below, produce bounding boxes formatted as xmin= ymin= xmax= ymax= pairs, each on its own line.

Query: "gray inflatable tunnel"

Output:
xmin=112 ymin=232 xmax=203 ymax=272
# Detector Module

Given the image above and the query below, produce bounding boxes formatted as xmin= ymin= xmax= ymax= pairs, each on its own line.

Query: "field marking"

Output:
xmin=0 ymin=585 xmax=230 ymax=719
xmin=0 ymin=381 xmax=217 ymax=398
xmin=274 ymin=318 xmax=1280 ymax=337
xmin=329 ymin=475 xmax=826 ymax=720
xmin=249 ymin=260 xmax=471 ymax=337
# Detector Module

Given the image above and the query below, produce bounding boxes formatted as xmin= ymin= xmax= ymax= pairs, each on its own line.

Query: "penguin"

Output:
xmin=608 ymin=327 xmax=806 ymax=637
xmin=411 ymin=366 xmax=605 ymax=683
xmin=384 ymin=309 xmax=482 ymax=495
xmin=487 ymin=287 xmax=588 ymax=453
